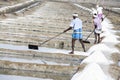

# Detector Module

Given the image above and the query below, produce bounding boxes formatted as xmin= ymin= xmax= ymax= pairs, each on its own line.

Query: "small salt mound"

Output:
xmin=71 ymin=63 xmax=108 ymax=80
xmin=81 ymin=50 xmax=110 ymax=64
xmin=102 ymin=35 xmax=120 ymax=44
xmin=87 ymin=44 xmax=110 ymax=54
xmin=100 ymin=30 xmax=120 ymax=44
xmin=87 ymin=44 xmax=118 ymax=55
xmin=101 ymin=18 xmax=120 ymax=44
xmin=102 ymin=18 xmax=113 ymax=28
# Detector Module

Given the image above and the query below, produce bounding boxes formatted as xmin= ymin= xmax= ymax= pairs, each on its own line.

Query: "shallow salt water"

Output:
xmin=0 ymin=43 xmax=88 ymax=56
xmin=0 ymin=56 xmax=70 ymax=66
xmin=0 ymin=74 xmax=53 ymax=80
xmin=118 ymin=61 xmax=120 ymax=66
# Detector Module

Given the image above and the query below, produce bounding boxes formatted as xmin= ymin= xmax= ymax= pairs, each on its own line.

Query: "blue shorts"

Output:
xmin=72 ymin=28 xmax=82 ymax=39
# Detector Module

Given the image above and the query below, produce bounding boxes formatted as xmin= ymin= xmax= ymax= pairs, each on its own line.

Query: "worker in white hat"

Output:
xmin=63 ymin=13 xmax=86 ymax=54
xmin=93 ymin=13 xmax=102 ymax=44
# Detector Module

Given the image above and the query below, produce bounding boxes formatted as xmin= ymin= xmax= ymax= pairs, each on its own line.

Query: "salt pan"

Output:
xmin=0 ymin=74 xmax=52 ymax=80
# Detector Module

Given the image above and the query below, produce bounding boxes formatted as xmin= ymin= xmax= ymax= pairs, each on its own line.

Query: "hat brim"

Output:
xmin=72 ymin=14 xmax=78 ymax=17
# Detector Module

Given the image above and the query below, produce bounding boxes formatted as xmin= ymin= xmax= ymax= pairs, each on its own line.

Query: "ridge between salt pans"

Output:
xmin=0 ymin=43 xmax=89 ymax=56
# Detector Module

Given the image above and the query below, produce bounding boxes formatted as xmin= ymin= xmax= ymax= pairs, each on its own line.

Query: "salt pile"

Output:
xmin=87 ymin=44 xmax=118 ymax=55
xmin=101 ymin=19 xmax=120 ymax=44
xmin=72 ymin=3 xmax=119 ymax=80
xmin=71 ymin=63 xmax=108 ymax=80
xmin=81 ymin=51 xmax=110 ymax=64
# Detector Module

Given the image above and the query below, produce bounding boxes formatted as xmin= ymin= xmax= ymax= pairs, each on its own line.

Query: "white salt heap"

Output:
xmin=71 ymin=4 xmax=120 ymax=80
xmin=87 ymin=44 xmax=119 ymax=55
xmin=71 ymin=63 xmax=108 ymax=80
xmin=82 ymin=50 xmax=111 ymax=64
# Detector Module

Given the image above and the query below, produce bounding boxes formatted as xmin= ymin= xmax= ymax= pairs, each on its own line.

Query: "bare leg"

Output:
xmin=79 ymin=39 xmax=86 ymax=52
xmin=69 ymin=38 xmax=76 ymax=54
xmin=98 ymin=34 xmax=100 ymax=43
xmin=94 ymin=33 xmax=97 ymax=44
xmin=101 ymin=17 xmax=104 ymax=21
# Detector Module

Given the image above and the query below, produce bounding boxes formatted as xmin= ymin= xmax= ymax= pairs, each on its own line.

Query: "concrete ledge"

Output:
xmin=0 ymin=60 xmax=78 ymax=75
xmin=0 ymin=0 xmax=40 ymax=14
xmin=0 ymin=68 xmax=71 ymax=80
xmin=0 ymin=49 xmax=86 ymax=61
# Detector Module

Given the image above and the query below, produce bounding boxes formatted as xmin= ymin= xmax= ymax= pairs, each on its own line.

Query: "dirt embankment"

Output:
xmin=0 ymin=0 xmax=40 ymax=15
xmin=0 ymin=0 xmax=29 ymax=7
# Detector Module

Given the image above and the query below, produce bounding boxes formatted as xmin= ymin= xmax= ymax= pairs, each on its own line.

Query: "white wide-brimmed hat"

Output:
xmin=72 ymin=13 xmax=78 ymax=17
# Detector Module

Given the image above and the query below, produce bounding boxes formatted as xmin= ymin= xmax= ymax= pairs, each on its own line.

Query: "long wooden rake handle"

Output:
xmin=39 ymin=32 xmax=64 ymax=46
xmin=85 ymin=29 xmax=95 ymax=41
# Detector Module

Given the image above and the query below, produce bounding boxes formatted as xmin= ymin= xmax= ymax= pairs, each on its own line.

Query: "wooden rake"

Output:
xmin=28 ymin=32 xmax=64 ymax=50
xmin=28 ymin=31 xmax=91 ymax=50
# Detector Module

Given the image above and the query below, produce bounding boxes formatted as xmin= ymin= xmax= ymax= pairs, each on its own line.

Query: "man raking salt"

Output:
xmin=63 ymin=13 xmax=86 ymax=54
